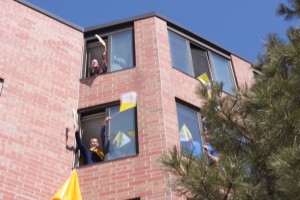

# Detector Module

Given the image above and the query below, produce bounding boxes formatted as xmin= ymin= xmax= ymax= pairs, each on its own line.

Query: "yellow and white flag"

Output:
xmin=197 ymin=73 xmax=210 ymax=85
xmin=72 ymin=109 xmax=78 ymax=124
xmin=119 ymin=91 xmax=137 ymax=112
xmin=112 ymin=131 xmax=131 ymax=149
xmin=52 ymin=170 xmax=82 ymax=200
xmin=179 ymin=124 xmax=193 ymax=142
xmin=197 ymin=73 xmax=212 ymax=99
xmin=95 ymin=34 xmax=106 ymax=49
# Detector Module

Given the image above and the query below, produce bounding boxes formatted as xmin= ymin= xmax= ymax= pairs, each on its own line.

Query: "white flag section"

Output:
xmin=112 ymin=131 xmax=131 ymax=149
xmin=119 ymin=91 xmax=137 ymax=112
xmin=95 ymin=34 xmax=106 ymax=50
xmin=180 ymin=124 xmax=193 ymax=142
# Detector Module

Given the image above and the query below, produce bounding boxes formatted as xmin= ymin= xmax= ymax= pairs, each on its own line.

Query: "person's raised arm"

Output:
xmin=100 ymin=116 xmax=111 ymax=154
xmin=203 ymin=144 xmax=219 ymax=163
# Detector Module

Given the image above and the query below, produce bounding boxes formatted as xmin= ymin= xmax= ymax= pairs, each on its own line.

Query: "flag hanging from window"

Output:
xmin=197 ymin=73 xmax=212 ymax=99
xmin=52 ymin=170 xmax=82 ymax=200
xmin=119 ymin=91 xmax=137 ymax=112
xmin=112 ymin=131 xmax=131 ymax=149
xmin=180 ymin=124 xmax=193 ymax=142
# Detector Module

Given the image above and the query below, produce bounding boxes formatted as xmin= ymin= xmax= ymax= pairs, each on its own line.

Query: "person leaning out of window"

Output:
xmin=89 ymin=52 xmax=107 ymax=76
xmin=74 ymin=116 xmax=111 ymax=165
xmin=203 ymin=134 xmax=219 ymax=165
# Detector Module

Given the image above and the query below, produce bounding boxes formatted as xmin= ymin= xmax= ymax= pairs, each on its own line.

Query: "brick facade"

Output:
xmin=0 ymin=0 xmax=83 ymax=199
xmin=0 ymin=1 xmax=253 ymax=199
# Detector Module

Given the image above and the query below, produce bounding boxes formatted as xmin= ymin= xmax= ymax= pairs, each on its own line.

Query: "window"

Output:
xmin=0 ymin=78 xmax=3 ymax=96
xmin=110 ymin=30 xmax=134 ymax=72
xmin=84 ymin=29 xmax=134 ymax=77
xmin=176 ymin=102 xmax=203 ymax=159
xmin=168 ymin=30 xmax=236 ymax=95
xmin=169 ymin=31 xmax=193 ymax=76
xmin=78 ymin=104 xmax=137 ymax=165
xmin=210 ymin=52 xmax=235 ymax=94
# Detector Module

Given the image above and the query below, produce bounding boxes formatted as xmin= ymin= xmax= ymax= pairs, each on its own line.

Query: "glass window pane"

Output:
xmin=168 ymin=31 xmax=193 ymax=76
xmin=190 ymin=44 xmax=211 ymax=79
xmin=107 ymin=105 xmax=137 ymax=160
xmin=210 ymin=53 xmax=235 ymax=94
xmin=176 ymin=103 xmax=202 ymax=158
xmin=110 ymin=30 xmax=134 ymax=72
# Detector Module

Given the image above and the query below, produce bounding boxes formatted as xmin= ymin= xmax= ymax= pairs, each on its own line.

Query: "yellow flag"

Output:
xmin=197 ymin=73 xmax=212 ymax=99
xmin=179 ymin=124 xmax=193 ymax=142
xmin=197 ymin=73 xmax=210 ymax=85
xmin=52 ymin=170 xmax=82 ymax=200
xmin=119 ymin=91 xmax=137 ymax=112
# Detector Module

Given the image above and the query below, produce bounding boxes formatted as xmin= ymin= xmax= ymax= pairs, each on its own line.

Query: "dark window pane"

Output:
xmin=168 ymin=31 xmax=193 ymax=76
xmin=190 ymin=44 xmax=211 ymax=79
xmin=86 ymin=42 xmax=106 ymax=77
xmin=176 ymin=103 xmax=202 ymax=158
xmin=107 ymin=105 xmax=137 ymax=160
xmin=210 ymin=53 xmax=235 ymax=94
xmin=110 ymin=30 xmax=134 ymax=72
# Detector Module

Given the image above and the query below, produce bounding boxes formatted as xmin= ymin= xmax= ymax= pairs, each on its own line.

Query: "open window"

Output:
xmin=77 ymin=104 xmax=138 ymax=166
xmin=84 ymin=29 xmax=135 ymax=78
xmin=168 ymin=30 xmax=236 ymax=95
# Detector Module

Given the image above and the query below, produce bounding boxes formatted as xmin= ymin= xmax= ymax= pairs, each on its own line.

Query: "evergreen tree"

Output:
xmin=161 ymin=1 xmax=300 ymax=199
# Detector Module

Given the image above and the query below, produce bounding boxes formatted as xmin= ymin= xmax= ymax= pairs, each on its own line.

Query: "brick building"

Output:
xmin=0 ymin=0 xmax=253 ymax=199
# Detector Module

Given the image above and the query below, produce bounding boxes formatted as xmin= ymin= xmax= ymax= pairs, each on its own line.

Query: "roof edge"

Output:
xmin=16 ymin=0 xmax=84 ymax=32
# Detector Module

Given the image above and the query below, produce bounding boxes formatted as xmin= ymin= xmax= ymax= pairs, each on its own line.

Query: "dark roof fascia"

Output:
xmin=84 ymin=12 xmax=159 ymax=32
xmin=16 ymin=0 xmax=84 ymax=32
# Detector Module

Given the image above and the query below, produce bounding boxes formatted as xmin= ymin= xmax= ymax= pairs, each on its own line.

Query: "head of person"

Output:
xmin=90 ymin=137 xmax=100 ymax=149
xmin=90 ymin=59 xmax=99 ymax=71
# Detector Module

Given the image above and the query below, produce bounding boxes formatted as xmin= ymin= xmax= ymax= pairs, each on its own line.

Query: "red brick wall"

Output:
xmin=231 ymin=55 xmax=254 ymax=89
xmin=0 ymin=1 xmax=83 ymax=199
xmin=0 ymin=1 xmax=253 ymax=199
xmin=77 ymin=16 xmax=254 ymax=200
xmin=78 ymin=17 xmax=173 ymax=200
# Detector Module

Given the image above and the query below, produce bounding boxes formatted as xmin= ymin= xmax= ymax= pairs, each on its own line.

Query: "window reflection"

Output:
xmin=176 ymin=103 xmax=203 ymax=159
xmin=110 ymin=30 xmax=134 ymax=72
xmin=106 ymin=105 xmax=137 ymax=160
xmin=210 ymin=53 xmax=235 ymax=95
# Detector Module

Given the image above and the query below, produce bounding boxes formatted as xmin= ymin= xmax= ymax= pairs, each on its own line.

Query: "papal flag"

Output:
xmin=119 ymin=91 xmax=137 ymax=112
xmin=112 ymin=131 xmax=131 ymax=149
xmin=52 ymin=170 xmax=82 ymax=200
xmin=180 ymin=124 xmax=193 ymax=142
xmin=197 ymin=73 xmax=212 ymax=99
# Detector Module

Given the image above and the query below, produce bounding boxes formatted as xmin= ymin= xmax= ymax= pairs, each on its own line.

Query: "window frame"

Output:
xmin=76 ymin=102 xmax=139 ymax=166
xmin=168 ymin=28 xmax=237 ymax=95
xmin=209 ymin=51 xmax=237 ymax=95
xmin=0 ymin=78 xmax=3 ymax=97
xmin=175 ymin=99 xmax=205 ymax=159
xmin=83 ymin=27 xmax=135 ymax=78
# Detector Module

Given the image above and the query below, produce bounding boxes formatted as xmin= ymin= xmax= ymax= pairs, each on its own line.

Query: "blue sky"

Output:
xmin=25 ymin=0 xmax=297 ymax=63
